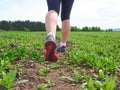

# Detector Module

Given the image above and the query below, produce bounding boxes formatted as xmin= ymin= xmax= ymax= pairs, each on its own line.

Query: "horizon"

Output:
xmin=0 ymin=20 xmax=120 ymax=30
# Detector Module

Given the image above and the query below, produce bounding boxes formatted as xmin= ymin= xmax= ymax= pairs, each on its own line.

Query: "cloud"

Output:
xmin=0 ymin=0 xmax=47 ymax=21
xmin=0 ymin=0 xmax=120 ymax=29
xmin=70 ymin=0 xmax=120 ymax=28
xmin=97 ymin=7 xmax=120 ymax=19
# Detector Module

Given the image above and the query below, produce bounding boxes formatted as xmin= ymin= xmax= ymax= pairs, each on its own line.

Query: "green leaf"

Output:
xmin=88 ymin=78 xmax=95 ymax=90
xmin=99 ymin=69 xmax=104 ymax=80
xmin=105 ymin=79 xmax=115 ymax=90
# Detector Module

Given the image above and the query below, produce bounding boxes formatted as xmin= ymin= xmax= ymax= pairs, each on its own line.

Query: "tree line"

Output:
xmin=0 ymin=20 xmax=47 ymax=31
xmin=0 ymin=20 xmax=113 ymax=32
xmin=71 ymin=26 xmax=113 ymax=32
xmin=0 ymin=20 xmax=60 ymax=31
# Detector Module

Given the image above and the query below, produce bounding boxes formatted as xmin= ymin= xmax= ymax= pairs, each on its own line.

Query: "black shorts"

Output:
xmin=47 ymin=0 xmax=74 ymax=21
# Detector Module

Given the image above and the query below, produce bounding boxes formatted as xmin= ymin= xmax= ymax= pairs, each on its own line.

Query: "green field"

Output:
xmin=0 ymin=31 xmax=120 ymax=90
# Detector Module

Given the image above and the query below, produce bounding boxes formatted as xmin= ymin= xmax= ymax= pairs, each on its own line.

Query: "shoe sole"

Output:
xmin=45 ymin=41 xmax=57 ymax=61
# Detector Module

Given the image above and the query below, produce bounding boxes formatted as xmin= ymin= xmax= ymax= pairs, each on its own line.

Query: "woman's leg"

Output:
xmin=46 ymin=0 xmax=61 ymax=37
xmin=45 ymin=10 xmax=58 ymax=37
xmin=60 ymin=0 xmax=74 ymax=46
xmin=45 ymin=0 xmax=61 ymax=61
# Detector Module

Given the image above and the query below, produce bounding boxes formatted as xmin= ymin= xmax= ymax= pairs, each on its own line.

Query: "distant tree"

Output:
xmin=0 ymin=20 xmax=46 ymax=31
xmin=0 ymin=20 xmax=12 ymax=30
xmin=82 ymin=26 xmax=89 ymax=31
xmin=106 ymin=29 xmax=113 ymax=32
xmin=81 ymin=26 xmax=102 ymax=32
xmin=71 ymin=26 xmax=78 ymax=31
xmin=91 ymin=26 xmax=101 ymax=31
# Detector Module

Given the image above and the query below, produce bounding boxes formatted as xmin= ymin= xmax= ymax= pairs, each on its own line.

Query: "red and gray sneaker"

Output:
xmin=44 ymin=36 xmax=58 ymax=61
xmin=56 ymin=45 xmax=66 ymax=53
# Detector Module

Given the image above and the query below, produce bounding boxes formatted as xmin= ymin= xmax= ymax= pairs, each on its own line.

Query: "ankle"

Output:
xmin=47 ymin=32 xmax=55 ymax=39
xmin=60 ymin=42 xmax=66 ymax=47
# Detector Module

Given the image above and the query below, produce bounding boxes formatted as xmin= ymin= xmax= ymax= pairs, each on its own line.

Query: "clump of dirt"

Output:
xmin=45 ymin=67 xmax=81 ymax=90
xmin=13 ymin=61 xmax=46 ymax=90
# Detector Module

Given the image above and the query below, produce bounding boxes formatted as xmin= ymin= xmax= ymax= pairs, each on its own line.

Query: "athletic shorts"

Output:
xmin=47 ymin=0 xmax=74 ymax=21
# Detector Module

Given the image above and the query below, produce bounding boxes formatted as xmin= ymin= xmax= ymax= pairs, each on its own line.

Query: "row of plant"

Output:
xmin=64 ymin=32 xmax=120 ymax=89
xmin=0 ymin=32 xmax=46 ymax=89
xmin=0 ymin=31 xmax=119 ymax=90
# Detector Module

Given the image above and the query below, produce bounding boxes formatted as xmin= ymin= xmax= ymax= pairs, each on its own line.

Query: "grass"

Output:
xmin=0 ymin=31 xmax=120 ymax=90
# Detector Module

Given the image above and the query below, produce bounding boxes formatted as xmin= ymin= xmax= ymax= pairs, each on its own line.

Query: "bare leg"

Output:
xmin=57 ymin=19 xmax=70 ymax=53
xmin=45 ymin=10 xmax=58 ymax=36
xmin=61 ymin=19 xmax=71 ymax=43
xmin=45 ymin=10 xmax=58 ymax=61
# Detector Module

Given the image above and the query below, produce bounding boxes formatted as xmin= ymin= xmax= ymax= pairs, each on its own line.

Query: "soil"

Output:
xmin=0 ymin=86 xmax=7 ymax=90
xmin=12 ymin=59 xmax=81 ymax=90
xmin=12 ymin=59 xmax=120 ymax=90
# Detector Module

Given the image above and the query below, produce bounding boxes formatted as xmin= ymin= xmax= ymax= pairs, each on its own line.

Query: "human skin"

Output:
xmin=45 ymin=10 xmax=71 ymax=43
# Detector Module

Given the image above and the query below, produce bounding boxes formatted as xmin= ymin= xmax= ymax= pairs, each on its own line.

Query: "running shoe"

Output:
xmin=44 ymin=36 xmax=58 ymax=61
xmin=56 ymin=45 xmax=66 ymax=53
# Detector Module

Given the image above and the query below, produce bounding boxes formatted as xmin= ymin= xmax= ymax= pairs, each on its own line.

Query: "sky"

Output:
xmin=0 ymin=0 xmax=120 ymax=29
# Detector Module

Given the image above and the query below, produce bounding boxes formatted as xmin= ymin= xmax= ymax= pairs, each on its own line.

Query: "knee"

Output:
xmin=48 ymin=9 xmax=59 ymax=16
xmin=48 ymin=10 xmax=58 ymax=15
